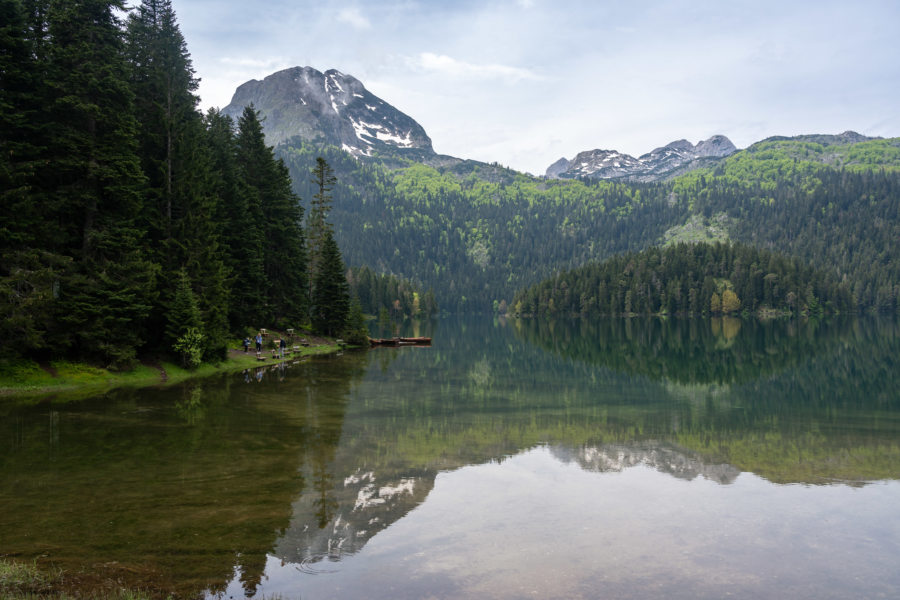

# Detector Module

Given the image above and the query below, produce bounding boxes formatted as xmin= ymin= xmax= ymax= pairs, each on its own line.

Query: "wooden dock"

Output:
xmin=369 ymin=336 xmax=432 ymax=347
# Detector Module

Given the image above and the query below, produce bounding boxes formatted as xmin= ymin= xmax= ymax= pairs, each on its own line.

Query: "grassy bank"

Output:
xmin=0 ymin=338 xmax=344 ymax=401
xmin=0 ymin=558 xmax=155 ymax=600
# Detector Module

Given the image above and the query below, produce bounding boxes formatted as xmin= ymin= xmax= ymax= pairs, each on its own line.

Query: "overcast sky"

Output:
xmin=175 ymin=0 xmax=900 ymax=175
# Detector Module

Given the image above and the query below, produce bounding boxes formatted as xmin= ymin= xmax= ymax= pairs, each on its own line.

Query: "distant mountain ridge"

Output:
xmin=546 ymin=135 xmax=738 ymax=181
xmin=223 ymin=66 xmax=884 ymax=183
xmin=758 ymin=131 xmax=878 ymax=146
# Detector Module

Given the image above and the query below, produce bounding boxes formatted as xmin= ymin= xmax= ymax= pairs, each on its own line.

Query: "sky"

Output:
xmin=174 ymin=0 xmax=900 ymax=175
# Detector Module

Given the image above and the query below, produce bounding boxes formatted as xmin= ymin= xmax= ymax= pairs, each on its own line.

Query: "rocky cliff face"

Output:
xmin=223 ymin=66 xmax=436 ymax=160
xmin=547 ymin=135 xmax=738 ymax=182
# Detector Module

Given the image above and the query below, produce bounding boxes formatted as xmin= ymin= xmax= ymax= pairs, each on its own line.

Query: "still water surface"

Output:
xmin=2 ymin=316 xmax=899 ymax=599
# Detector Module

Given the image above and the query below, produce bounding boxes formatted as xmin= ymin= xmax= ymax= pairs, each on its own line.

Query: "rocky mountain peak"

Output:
xmin=545 ymin=157 xmax=572 ymax=179
xmin=223 ymin=66 xmax=434 ymax=159
xmin=694 ymin=134 xmax=738 ymax=157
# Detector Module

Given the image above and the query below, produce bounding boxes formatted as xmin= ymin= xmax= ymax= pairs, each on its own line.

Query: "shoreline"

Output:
xmin=0 ymin=339 xmax=345 ymax=402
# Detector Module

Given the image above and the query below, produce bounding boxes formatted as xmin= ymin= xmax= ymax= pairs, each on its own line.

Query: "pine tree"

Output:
xmin=125 ymin=0 xmax=229 ymax=360
xmin=311 ymin=231 xmax=349 ymax=336
xmin=41 ymin=0 xmax=158 ymax=368
xmin=235 ymin=105 xmax=307 ymax=328
xmin=206 ymin=108 xmax=262 ymax=332
xmin=0 ymin=0 xmax=62 ymax=356
xmin=165 ymin=268 xmax=203 ymax=345
xmin=343 ymin=295 xmax=369 ymax=346
xmin=169 ymin=288 xmax=204 ymax=369
xmin=307 ymin=156 xmax=336 ymax=295
xmin=0 ymin=0 xmax=43 ymax=252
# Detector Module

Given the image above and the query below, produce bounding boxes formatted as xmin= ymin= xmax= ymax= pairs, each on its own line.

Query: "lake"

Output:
xmin=2 ymin=316 xmax=899 ymax=599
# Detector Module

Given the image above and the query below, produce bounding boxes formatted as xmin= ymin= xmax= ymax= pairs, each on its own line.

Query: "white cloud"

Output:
xmin=219 ymin=57 xmax=287 ymax=69
xmin=338 ymin=7 xmax=372 ymax=30
xmin=411 ymin=53 xmax=542 ymax=83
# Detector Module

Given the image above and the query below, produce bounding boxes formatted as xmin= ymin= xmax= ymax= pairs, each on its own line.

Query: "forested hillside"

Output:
xmin=511 ymin=242 xmax=855 ymax=317
xmin=277 ymin=137 xmax=900 ymax=313
xmin=278 ymin=140 xmax=684 ymax=312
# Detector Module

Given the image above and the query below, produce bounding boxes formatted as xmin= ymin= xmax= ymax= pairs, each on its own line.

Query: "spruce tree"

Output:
xmin=40 ymin=0 xmax=158 ymax=368
xmin=311 ymin=230 xmax=349 ymax=336
xmin=205 ymin=108 xmax=261 ymax=332
xmin=165 ymin=268 xmax=203 ymax=345
xmin=235 ymin=105 xmax=307 ymax=328
xmin=0 ymin=0 xmax=61 ymax=356
xmin=0 ymin=0 xmax=43 ymax=252
xmin=125 ymin=0 xmax=229 ymax=360
xmin=343 ymin=295 xmax=369 ymax=346
xmin=307 ymin=156 xmax=336 ymax=295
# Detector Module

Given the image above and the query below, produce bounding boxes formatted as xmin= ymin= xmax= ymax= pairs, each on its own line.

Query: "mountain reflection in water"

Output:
xmin=1 ymin=316 xmax=898 ymax=599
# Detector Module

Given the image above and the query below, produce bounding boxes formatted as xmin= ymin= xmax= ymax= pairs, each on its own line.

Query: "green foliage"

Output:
xmin=311 ymin=231 xmax=349 ymax=336
xmin=513 ymin=242 xmax=854 ymax=317
xmin=307 ymin=155 xmax=337 ymax=290
xmin=0 ymin=0 xmax=312 ymax=368
xmin=343 ymin=295 xmax=369 ymax=346
xmin=235 ymin=106 xmax=308 ymax=328
xmin=165 ymin=268 xmax=203 ymax=346
xmin=279 ymin=136 xmax=900 ymax=315
xmin=346 ymin=265 xmax=437 ymax=318
xmin=278 ymin=140 xmax=676 ymax=312
xmin=173 ymin=326 xmax=204 ymax=369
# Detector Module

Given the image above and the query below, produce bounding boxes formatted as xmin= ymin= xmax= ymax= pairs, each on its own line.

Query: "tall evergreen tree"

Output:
xmin=125 ymin=0 xmax=229 ymax=359
xmin=165 ymin=268 xmax=202 ymax=344
xmin=38 ymin=0 xmax=158 ymax=367
xmin=0 ymin=0 xmax=42 ymax=252
xmin=205 ymin=108 xmax=262 ymax=332
xmin=311 ymin=230 xmax=349 ymax=336
xmin=306 ymin=156 xmax=336 ymax=295
xmin=234 ymin=105 xmax=307 ymax=328
xmin=0 ymin=0 xmax=59 ymax=357
xmin=125 ymin=0 xmax=197 ymax=243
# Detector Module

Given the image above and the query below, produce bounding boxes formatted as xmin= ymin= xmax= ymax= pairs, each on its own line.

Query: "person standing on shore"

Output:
xmin=255 ymin=333 xmax=262 ymax=352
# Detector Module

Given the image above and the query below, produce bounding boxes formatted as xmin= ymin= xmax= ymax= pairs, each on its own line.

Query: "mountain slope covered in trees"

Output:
xmin=276 ymin=136 xmax=900 ymax=313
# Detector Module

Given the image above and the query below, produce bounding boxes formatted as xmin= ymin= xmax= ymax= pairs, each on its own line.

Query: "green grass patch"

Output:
xmin=0 ymin=558 xmax=156 ymax=599
xmin=0 ymin=559 xmax=61 ymax=597
xmin=0 ymin=339 xmax=343 ymax=401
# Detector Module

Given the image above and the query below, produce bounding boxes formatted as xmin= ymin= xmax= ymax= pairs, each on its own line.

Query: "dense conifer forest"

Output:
xmin=0 ymin=0 xmax=356 ymax=367
xmin=511 ymin=242 xmax=855 ymax=317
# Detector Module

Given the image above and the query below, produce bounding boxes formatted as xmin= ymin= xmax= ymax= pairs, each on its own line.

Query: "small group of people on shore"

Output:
xmin=242 ymin=331 xmax=287 ymax=359
xmin=242 ymin=333 xmax=264 ymax=353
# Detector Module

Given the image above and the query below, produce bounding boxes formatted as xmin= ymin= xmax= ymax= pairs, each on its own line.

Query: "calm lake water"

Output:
xmin=2 ymin=316 xmax=900 ymax=599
